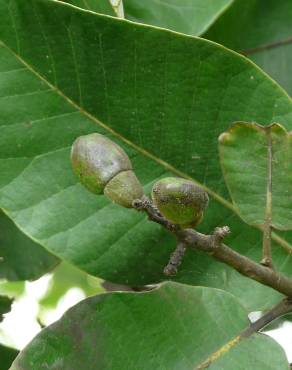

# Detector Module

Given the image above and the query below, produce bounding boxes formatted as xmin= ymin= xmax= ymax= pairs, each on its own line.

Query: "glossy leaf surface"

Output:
xmin=0 ymin=0 xmax=292 ymax=310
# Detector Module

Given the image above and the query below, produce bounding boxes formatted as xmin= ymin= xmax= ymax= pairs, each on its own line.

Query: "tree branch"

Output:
xmin=133 ymin=197 xmax=292 ymax=298
xmin=197 ymin=297 xmax=292 ymax=369
xmin=164 ymin=241 xmax=187 ymax=276
xmin=241 ymin=37 xmax=292 ymax=56
xmin=242 ymin=297 xmax=292 ymax=337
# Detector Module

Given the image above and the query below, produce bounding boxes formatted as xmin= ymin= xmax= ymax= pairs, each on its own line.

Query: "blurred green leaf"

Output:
xmin=123 ymin=0 xmax=233 ymax=36
xmin=0 ymin=281 xmax=25 ymax=299
xmin=0 ymin=0 xmax=292 ymax=310
xmin=39 ymin=262 xmax=103 ymax=312
xmin=219 ymin=122 xmax=292 ymax=230
xmin=10 ymin=283 xmax=289 ymax=370
xmin=204 ymin=0 xmax=292 ymax=95
xmin=0 ymin=296 xmax=12 ymax=323
xmin=0 ymin=211 xmax=59 ymax=281
xmin=0 ymin=344 xmax=18 ymax=370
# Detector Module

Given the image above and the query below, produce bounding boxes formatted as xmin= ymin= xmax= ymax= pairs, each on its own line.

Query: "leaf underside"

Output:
xmin=63 ymin=0 xmax=233 ymax=36
xmin=61 ymin=0 xmax=116 ymax=16
xmin=123 ymin=0 xmax=234 ymax=36
xmin=219 ymin=122 xmax=292 ymax=230
xmin=10 ymin=283 xmax=290 ymax=370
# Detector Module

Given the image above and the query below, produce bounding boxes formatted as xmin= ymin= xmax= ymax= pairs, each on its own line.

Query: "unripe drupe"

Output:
xmin=152 ymin=177 xmax=209 ymax=228
xmin=71 ymin=133 xmax=143 ymax=208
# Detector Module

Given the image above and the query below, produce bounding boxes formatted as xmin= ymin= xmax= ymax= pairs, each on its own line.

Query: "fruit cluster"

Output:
xmin=71 ymin=133 xmax=208 ymax=228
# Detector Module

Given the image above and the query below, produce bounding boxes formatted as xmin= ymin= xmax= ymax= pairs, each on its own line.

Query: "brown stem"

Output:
xmin=197 ymin=297 xmax=292 ymax=369
xmin=133 ymin=198 xmax=292 ymax=298
xmin=186 ymin=229 xmax=292 ymax=297
xmin=242 ymin=297 xmax=292 ymax=337
xmin=242 ymin=37 xmax=292 ymax=56
xmin=164 ymin=242 xmax=187 ymax=276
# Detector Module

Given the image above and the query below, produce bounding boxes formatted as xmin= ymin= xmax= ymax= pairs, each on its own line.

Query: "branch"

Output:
xmin=242 ymin=297 xmax=292 ymax=337
xmin=133 ymin=197 xmax=292 ymax=298
xmin=198 ymin=297 xmax=292 ymax=369
xmin=164 ymin=241 xmax=187 ymax=276
xmin=242 ymin=37 xmax=292 ymax=56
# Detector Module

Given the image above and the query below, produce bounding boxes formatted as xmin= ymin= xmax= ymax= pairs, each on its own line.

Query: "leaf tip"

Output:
xmin=218 ymin=132 xmax=231 ymax=144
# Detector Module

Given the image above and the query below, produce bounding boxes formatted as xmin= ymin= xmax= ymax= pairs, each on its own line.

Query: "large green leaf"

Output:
xmin=0 ymin=0 xmax=292 ymax=310
xmin=123 ymin=0 xmax=233 ymax=36
xmin=0 ymin=210 xmax=59 ymax=281
xmin=10 ymin=283 xmax=289 ymax=370
xmin=0 ymin=344 xmax=18 ymax=370
xmin=219 ymin=123 xmax=292 ymax=230
xmin=204 ymin=0 xmax=292 ymax=96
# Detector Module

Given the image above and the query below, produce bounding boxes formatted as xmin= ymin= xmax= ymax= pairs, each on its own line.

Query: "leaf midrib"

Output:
xmin=0 ymin=39 xmax=291 ymax=252
xmin=195 ymin=334 xmax=243 ymax=369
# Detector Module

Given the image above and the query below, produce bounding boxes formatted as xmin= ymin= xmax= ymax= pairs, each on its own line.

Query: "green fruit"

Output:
xmin=71 ymin=133 xmax=143 ymax=207
xmin=152 ymin=177 xmax=209 ymax=228
xmin=104 ymin=170 xmax=143 ymax=208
